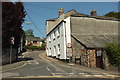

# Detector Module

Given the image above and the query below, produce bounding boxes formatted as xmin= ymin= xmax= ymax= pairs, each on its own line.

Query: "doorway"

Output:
xmin=96 ymin=49 xmax=103 ymax=68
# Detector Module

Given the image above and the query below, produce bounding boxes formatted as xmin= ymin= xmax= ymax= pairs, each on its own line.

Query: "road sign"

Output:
xmin=67 ymin=43 xmax=72 ymax=48
xmin=67 ymin=48 xmax=72 ymax=57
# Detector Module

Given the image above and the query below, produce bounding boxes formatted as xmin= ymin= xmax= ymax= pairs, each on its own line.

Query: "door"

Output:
xmin=96 ymin=50 xmax=103 ymax=68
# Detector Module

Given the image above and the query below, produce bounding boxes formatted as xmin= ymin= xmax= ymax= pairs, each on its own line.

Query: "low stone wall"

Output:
xmin=2 ymin=48 xmax=18 ymax=65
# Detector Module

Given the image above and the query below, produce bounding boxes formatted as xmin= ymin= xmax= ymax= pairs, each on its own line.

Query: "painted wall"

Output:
xmin=46 ymin=22 xmax=67 ymax=59
xmin=46 ymin=17 xmax=71 ymax=60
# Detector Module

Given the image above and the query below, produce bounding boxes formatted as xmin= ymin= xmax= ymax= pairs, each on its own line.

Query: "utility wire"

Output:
xmin=27 ymin=14 xmax=45 ymax=36
xmin=25 ymin=3 xmax=58 ymax=11
xmin=23 ymin=3 xmax=45 ymax=37
xmin=25 ymin=7 xmax=46 ymax=33
xmin=26 ymin=7 xmax=49 ymax=19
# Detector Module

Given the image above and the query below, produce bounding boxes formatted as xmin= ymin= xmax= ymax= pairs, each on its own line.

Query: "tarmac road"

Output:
xmin=2 ymin=51 xmax=120 ymax=80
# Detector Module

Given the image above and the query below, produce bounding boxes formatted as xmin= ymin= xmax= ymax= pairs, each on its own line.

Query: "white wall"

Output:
xmin=46 ymin=17 xmax=71 ymax=59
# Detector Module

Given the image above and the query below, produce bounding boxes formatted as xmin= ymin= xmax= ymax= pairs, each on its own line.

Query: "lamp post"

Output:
xmin=10 ymin=37 xmax=14 ymax=64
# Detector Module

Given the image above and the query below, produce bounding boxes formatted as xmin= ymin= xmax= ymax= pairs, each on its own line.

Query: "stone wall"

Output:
xmin=71 ymin=35 xmax=112 ymax=69
xmin=71 ymin=36 xmax=88 ymax=66
xmin=87 ymin=49 xmax=96 ymax=68
xmin=2 ymin=48 xmax=18 ymax=65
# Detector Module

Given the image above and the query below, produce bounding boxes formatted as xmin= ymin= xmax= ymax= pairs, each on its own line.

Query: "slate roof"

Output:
xmin=71 ymin=34 xmax=118 ymax=48
xmin=71 ymin=13 xmax=119 ymax=21
xmin=26 ymin=37 xmax=40 ymax=41
xmin=46 ymin=9 xmax=88 ymax=35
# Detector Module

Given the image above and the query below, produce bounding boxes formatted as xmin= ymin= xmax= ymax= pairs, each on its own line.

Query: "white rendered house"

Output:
xmin=46 ymin=17 xmax=72 ymax=60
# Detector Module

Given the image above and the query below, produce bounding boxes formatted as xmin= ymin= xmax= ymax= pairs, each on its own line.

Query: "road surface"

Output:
xmin=2 ymin=51 xmax=119 ymax=80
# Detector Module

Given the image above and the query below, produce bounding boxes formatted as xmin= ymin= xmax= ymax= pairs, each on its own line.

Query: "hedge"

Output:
xmin=105 ymin=42 xmax=120 ymax=67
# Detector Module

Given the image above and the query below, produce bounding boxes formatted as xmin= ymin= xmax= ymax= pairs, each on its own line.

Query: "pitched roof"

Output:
xmin=71 ymin=34 xmax=118 ymax=48
xmin=46 ymin=9 xmax=88 ymax=35
xmin=26 ymin=37 xmax=40 ymax=41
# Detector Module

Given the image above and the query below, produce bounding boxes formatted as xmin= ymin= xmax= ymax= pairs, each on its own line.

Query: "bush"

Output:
xmin=26 ymin=44 xmax=46 ymax=50
xmin=27 ymin=46 xmax=41 ymax=50
xmin=105 ymin=42 xmax=120 ymax=67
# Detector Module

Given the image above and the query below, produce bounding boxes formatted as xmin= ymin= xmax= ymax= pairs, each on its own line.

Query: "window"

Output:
xmin=49 ymin=48 xmax=51 ymax=55
xmin=53 ymin=31 xmax=56 ymax=40
xmin=49 ymin=35 xmax=51 ymax=43
xmin=58 ymin=44 xmax=60 ymax=55
xmin=54 ymin=46 xmax=56 ymax=56
xmin=58 ymin=27 xmax=60 ymax=34
xmin=33 ymin=41 xmax=37 ymax=44
xmin=57 ymin=27 xmax=60 ymax=38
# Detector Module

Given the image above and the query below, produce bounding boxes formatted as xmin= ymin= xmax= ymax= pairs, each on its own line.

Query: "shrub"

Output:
xmin=26 ymin=45 xmax=46 ymax=50
xmin=105 ymin=42 xmax=120 ymax=67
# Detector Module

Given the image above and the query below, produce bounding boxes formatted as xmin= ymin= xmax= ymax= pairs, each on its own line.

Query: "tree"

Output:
xmin=25 ymin=29 xmax=34 ymax=37
xmin=104 ymin=11 xmax=120 ymax=19
xmin=2 ymin=2 xmax=26 ymax=48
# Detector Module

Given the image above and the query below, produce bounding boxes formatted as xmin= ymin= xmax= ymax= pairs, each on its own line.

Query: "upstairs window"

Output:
xmin=57 ymin=27 xmax=60 ymax=38
xmin=58 ymin=44 xmax=60 ymax=55
xmin=49 ymin=35 xmax=51 ymax=43
xmin=53 ymin=31 xmax=56 ymax=40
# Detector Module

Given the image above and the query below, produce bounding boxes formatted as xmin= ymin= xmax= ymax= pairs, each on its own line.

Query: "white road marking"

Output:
xmin=46 ymin=67 xmax=51 ymax=71
xmin=52 ymin=73 xmax=62 ymax=76
xmin=79 ymin=73 xmax=88 ymax=75
xmin=67 ymin=73 xmax=75 ymax=75
xmin=28 ymin=60 xmax=39 ymax=65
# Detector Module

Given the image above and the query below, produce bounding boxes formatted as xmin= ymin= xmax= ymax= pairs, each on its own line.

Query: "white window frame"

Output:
xmin=57 ymin=44 xmax=60 ymax=55
xmin=53 ymin=31 xmax=56 ymax=40
xmin=57 ymin=27 xmax=60 ymax=38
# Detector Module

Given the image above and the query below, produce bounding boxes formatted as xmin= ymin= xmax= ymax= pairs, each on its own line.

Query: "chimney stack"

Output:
xmin=91 ymin=10 xmax=97 ymax=16
xmin=59 ymin=8 xmax=64 ymax=16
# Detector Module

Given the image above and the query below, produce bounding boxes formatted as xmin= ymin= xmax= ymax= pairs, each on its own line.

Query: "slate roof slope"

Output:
xmin=26 ymin=37 xmax=40 ymax=41
xmin=71 ymin=34 xmax=118 ymax=48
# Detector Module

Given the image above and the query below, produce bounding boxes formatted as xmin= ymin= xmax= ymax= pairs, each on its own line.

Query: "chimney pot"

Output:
xmin=91 ymin=10 xmax=97 ymax=16
xmin=59 ymin=8 xmax=64 ymax=16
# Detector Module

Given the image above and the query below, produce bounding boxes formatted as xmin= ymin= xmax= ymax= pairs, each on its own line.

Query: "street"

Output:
xmin=2 ymin=51 xmax=120 ymax=80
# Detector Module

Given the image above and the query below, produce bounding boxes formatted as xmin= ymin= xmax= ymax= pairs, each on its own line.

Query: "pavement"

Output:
xmin=2 ymin=52 xmax=28 ymax=72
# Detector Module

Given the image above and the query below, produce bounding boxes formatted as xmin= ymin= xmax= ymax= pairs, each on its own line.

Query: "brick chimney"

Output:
xmin=59 ymin=8 xmax=64 ymax=16
xmin=91 ymin=10 xmax=97 ymax=16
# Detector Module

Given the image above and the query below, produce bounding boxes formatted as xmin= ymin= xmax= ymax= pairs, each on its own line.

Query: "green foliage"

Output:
xmin=21 ymin=29 xmax=26 ymax=47
xmin=2 ymin=2 xmax=26 ymax=48
xmin=27 ymin=46 xmax=41 ymax=50
xmin=25 ymin=29 xmax=34 ymax=37
xmin=104 ymin=11 xmax=120 ymax=19
xmin=105 ymin=42 xmax=120 ymax=67
xmin=27 ymin=44 xmax=46 ymax=50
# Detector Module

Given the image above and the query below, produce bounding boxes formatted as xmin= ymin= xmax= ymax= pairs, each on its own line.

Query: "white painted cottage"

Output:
xmin=46 ymin=17 xmax=71 ymax=60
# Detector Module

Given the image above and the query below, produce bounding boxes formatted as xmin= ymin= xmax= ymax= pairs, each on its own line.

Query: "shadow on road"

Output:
xmin=17 ymin=57 xmax=34 ymax=62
